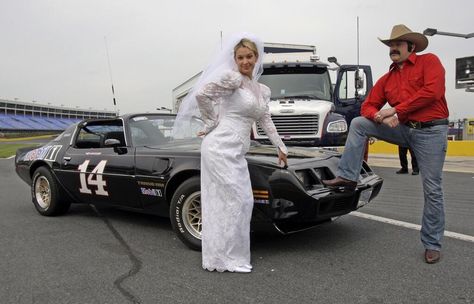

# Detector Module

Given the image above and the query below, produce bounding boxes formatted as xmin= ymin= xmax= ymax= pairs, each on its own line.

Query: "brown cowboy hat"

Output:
xmin=378 ymin=24 xmax=428 ymax=52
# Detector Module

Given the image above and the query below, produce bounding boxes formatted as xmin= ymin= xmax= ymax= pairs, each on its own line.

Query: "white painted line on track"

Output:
xmin=7 ymin=155 xmax=14 ymax=159
xmin=351 ymin=211 xmax=474 ymax=244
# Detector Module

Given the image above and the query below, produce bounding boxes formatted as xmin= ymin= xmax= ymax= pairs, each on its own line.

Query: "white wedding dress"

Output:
xmin=196 ymin=70 xmax=287 ymax=272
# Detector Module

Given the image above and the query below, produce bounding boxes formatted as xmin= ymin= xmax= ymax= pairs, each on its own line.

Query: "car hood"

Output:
xmin=247 ymin=145 xmax=339 ymax=167
xmin=145 ymin=139 xmax=340 ymax=166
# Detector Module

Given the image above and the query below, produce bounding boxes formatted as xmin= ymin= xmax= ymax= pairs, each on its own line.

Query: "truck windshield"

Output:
xmin=259 ymin=66 xmax=332 ymax=101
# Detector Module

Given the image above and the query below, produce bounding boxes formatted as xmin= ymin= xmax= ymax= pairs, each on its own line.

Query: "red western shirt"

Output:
xmin=361 ymin=52 xmax=449 ymax=123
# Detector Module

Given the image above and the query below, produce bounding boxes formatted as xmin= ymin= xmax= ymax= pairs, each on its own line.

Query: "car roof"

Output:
xmin=77 ymin=113 xmax=176 ymax=124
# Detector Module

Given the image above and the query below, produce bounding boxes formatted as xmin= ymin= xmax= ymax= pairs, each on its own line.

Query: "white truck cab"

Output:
xmin=253 ymin=43 xmax=373 ymax=146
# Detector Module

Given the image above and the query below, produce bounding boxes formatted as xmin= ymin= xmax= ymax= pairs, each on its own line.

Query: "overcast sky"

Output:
xmin=1 ymin=0 xmax=473 ymax=119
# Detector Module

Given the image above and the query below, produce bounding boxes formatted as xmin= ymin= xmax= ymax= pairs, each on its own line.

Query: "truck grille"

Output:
xmin=256 ymin=115 xmax=319 ymax=136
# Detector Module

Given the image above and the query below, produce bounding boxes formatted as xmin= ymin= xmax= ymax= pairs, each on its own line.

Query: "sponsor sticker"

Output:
xmin=254 ymin=199 xmax=269 ymax=205
xmin=23 ymin=145 xmax=62 ymax=162
xmin=140 ymin=187 xmax=163 ymax=197
xmin=85 ymin=152 xmax=102 ymax=155
xmin=137 ymin=181 xmax=165 ymax=187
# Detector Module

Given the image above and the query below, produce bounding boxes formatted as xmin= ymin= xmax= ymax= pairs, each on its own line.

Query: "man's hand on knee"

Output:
xmin=382 ymin=115 xmax=400 ymax=128
xmin=375 ymin=108 xmax=397 ymax=121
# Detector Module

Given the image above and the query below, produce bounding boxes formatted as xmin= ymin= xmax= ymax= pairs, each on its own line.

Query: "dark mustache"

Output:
xmin=390 ymin=50 xmax=400 ymax=55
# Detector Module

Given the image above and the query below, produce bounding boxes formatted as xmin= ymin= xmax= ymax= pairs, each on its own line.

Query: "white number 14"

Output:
xmin=78 ymin=160 xmax=109 ymax=196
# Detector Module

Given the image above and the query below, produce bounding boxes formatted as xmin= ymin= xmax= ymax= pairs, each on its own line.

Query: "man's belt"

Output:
xmin=405 ymin=118 xmax=449 ymax=129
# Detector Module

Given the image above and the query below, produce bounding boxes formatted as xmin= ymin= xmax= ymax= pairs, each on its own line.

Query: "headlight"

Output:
xmin=295 ymin=169 xmax=316 ymax=189
xmin=326 ymin=119 xmax=348 ymax=133
xmin=357 ymin=188 xmax=373 ymax=208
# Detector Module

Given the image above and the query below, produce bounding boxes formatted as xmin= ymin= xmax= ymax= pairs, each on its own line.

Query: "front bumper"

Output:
xmin=251 ymin=166 xmax=383 ymax=234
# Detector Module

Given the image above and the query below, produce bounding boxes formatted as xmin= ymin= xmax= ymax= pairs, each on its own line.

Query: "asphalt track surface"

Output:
xmin=0 ymin=157 xmax=473 ymax=304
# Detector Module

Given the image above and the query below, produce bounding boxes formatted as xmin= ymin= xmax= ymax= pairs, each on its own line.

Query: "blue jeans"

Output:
xmin=338 ymin=117 xmax=448 ymax=250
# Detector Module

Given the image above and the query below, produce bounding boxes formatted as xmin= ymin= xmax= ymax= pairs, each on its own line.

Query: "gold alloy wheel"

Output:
xmin=35 ymin=176 xmax=51 ymax=209
xmin=181 ymin=191 xmax=202 ymax=240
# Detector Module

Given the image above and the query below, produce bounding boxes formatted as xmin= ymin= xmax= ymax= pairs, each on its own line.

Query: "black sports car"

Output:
xmin=15 ymin=113 xmax=383 ymax=250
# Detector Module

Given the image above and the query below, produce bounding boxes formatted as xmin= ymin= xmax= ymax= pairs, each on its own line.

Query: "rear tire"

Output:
xmin=31 ymin=167 xmax=71 ymax=216
xmin=170 ymin=176 xmax=202 ymax=251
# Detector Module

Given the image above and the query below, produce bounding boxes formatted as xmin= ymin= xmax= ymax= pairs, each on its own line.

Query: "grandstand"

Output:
xmin=0 ymin=98 xmax=116 ymax=134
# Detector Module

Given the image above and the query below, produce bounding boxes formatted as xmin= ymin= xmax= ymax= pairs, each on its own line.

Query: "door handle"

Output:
xmin=63 ymin=156 xmax=71 ymax=161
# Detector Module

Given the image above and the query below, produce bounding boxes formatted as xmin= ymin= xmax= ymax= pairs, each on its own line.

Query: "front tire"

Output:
xmin=170 ymin=176 xmax=202 ymax=250
xmin=31 ymin=167 xmax=71 ymax=216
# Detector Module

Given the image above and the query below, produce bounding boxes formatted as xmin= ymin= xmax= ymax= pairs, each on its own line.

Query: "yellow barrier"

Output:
xmin=369 ymin=140 xmax=474 ymax=156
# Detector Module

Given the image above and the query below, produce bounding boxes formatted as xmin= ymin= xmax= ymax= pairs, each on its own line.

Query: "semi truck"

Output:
xmin=171 ymin=42 xmax=373 ymax=146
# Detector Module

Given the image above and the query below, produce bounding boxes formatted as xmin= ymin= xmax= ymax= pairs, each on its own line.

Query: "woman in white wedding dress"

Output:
xmin=175 ymin=33 xmax=287 ymax=273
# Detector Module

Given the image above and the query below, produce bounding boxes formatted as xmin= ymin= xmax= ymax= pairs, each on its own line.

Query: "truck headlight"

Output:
xmin=327 ymin=120 xmax=348 ymax=133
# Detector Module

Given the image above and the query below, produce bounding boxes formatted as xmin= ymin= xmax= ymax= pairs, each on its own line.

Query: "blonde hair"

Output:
xmin=234 ymin=38 xmax=259 ymax=58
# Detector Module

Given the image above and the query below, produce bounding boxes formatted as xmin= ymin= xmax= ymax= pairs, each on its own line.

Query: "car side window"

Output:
xmin=130 ymin=126 xmax=150 ymax=146
xmin=75 ymin=129 xmax=102 ymax=149
xmin=74 ymin=121 xmax=125 ymax=149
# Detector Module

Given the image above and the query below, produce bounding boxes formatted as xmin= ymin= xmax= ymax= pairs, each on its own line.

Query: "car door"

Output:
xmin=133 ymin=146 xmax=172 ymax=215
xmin=333 ymin=65 xmax=373 ymax=126
xmin=55 ymin=120 xmax=140 ymax=208
xmin=127 ymin=113 xmax=185 ymax=216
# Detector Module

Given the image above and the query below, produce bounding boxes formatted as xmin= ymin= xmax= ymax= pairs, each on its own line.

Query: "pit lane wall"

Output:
xmin=369 ymin=140 xmax=474 ymax=156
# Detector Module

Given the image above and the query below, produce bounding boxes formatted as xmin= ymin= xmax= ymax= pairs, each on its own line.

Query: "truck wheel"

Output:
xmin=32 ymin=167 xmax=71 ymax=216
xmin=170 ymin=176 xmax=202 ymax=251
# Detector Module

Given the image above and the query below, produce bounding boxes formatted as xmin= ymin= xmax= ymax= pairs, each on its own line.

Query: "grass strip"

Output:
xmin=0 ymin=143 xmax=39 ymax=158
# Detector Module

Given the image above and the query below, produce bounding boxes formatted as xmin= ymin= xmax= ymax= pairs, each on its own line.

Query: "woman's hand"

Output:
xmin=197 ymin=131 xmax=206 ymax=137
xmin=278 ymin=148 xmax=288 ymax=168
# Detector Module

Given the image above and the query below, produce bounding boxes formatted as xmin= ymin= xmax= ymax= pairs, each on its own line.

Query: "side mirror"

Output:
xmin=104 ymin=138 xmax=121 ymax=147
xmin=327 ymin=56 xmax=341 ymax=67
xmin=113 ymin=146 xmax=128 ymax=155
xmin=355 ymin=69 xmax=364 ymax=90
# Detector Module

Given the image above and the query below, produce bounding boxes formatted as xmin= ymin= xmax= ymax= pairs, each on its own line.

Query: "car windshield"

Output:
xmin=259 ymin=66 xmax=332 ymax=101
xmin=129 ymin=114 xmax=203 ymax=146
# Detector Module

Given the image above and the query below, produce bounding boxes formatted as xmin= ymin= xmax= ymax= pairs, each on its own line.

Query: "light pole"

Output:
xmin=424 ymin=28 xmax=474 ymax=93
xmin=423 ymin=28 xmax=474 ymax=39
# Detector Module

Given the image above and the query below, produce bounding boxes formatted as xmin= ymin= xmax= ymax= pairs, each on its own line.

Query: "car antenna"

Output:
xmin=104 ymin=36 xmax=118 ymax=116
xmin=354 ymin=16 xmax=360 ymax=101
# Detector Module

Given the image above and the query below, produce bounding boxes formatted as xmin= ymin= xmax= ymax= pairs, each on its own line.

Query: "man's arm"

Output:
xmin=361 ymin=75 xmax=388 ymax=120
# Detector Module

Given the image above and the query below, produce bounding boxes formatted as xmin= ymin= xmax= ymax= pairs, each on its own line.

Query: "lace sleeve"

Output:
xmin=196 ymin=71 xmax=243 ymax=134
xmin=257 ymin=84 xmax=288 ymax=155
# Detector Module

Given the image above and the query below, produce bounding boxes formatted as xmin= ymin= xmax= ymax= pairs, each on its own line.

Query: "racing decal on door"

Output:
xmin=140 ymin=188 xmax=163 ymax=197
xmin=78 ymin=160 xmax=109 ymax=196
xmin=137 ymin=180 xmax=164 ymax=197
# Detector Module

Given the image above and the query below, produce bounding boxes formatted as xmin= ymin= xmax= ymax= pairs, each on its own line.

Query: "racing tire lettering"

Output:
xmin=169 ymin=177 xmax=202 ymax=251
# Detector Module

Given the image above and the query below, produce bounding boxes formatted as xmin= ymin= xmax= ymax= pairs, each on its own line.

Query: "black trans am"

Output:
xmin=15 ymin=113 xmax=383 ymax=250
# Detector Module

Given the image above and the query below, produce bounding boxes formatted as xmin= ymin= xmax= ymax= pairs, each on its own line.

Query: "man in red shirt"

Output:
xmin=322 ymin=24 xmax=449 ymax=264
